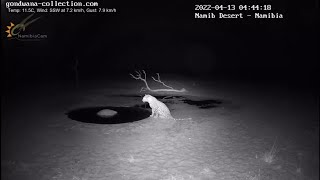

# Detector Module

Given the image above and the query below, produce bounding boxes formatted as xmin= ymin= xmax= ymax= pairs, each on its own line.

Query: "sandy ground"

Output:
xmin=1 ymin=78 xmax=319 ymax=180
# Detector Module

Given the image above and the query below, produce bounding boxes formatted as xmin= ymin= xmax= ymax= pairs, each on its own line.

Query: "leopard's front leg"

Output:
xmin=150 ymin=108 xmax=155 ymax=117
xmin=154 ymin=110 xmax=160 ymax=118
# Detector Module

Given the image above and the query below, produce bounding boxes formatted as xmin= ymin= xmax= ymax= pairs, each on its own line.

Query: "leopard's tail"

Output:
xmin=173 ymin=117 xmax=192 ymax=121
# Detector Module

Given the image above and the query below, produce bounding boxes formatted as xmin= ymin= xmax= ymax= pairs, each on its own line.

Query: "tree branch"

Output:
xmin=151 ymin=73 xmax=174 ymax=89
xmin=129 ymin=70 xmax=151 ymax=90
xmin=130 ymin=70 xmax=187 ymax=93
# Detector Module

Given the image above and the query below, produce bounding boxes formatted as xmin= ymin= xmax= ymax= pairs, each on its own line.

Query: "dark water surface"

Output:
xmin=67 ymin=106 xmax=151 ymax=124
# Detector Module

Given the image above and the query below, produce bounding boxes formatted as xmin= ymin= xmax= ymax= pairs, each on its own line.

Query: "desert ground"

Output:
xmin=1 ymin=76 xmax=319 ymax=180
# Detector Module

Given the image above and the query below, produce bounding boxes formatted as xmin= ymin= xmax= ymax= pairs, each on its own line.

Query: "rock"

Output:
xmin=97 ymin=109 xmax=117 ymax=118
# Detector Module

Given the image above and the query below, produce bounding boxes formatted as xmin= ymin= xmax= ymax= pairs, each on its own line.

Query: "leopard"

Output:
xmin=142 ymin=94 xmax=191 ymax=121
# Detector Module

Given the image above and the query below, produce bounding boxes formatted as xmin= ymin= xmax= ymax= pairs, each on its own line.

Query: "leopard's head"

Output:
xmin=142 ymin=94 xmax=150 ymax=103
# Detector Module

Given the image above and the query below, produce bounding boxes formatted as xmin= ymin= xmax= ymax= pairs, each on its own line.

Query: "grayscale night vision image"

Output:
xmin=1 ymin=0 xmax=319 ymax=179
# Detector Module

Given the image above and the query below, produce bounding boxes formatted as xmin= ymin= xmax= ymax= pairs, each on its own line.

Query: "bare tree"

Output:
xmin=129 ymin=70 xmax=187 ymax=93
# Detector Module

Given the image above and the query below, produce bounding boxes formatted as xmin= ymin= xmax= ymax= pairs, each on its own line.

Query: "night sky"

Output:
xmin=1 ymin=0 xmax=319 ymax=88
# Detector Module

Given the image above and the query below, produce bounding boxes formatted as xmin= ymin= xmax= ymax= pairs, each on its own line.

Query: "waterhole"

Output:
xmin=67 ymin=95 xmax=225 ymax=124
xmin=66 ymin=106 xmax=151 ymax=124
